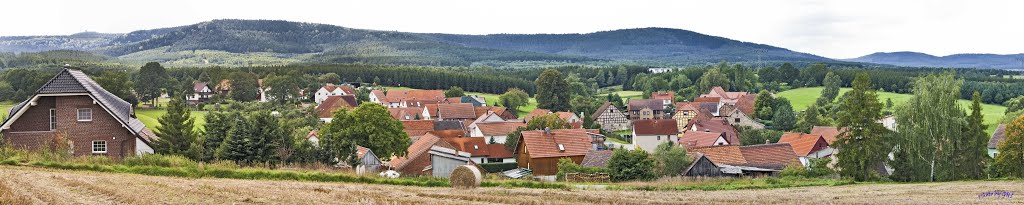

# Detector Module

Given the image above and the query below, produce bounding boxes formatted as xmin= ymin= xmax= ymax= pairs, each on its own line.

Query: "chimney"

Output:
xmin=544 ymin=127 xmax=551 ymax=135
xmin=63 ymin=64 xmax=71 ymax=69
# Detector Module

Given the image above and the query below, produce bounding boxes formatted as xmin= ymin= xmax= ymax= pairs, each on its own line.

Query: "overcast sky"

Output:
xmin=1 ymin=0 xmax=1021 ymax=59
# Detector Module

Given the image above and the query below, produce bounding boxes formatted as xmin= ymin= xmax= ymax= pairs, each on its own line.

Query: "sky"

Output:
xmin=1 ymin=0 xmax=1021 ymax=59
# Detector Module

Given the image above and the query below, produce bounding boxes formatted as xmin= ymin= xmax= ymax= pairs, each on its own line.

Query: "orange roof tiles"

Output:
xmin=778 ymin=132 xmax=828 ymax=157
xmin=679 ymin=131 xmax=727 ymax=147
xmin=739 ymin=143 xmax=800 ymax=170
xmin=475 ymin=122 xmax=526 ymax=136
xmin=810 ymin=126 xmax=844 ymax=144
xmin=438 ymin=103 xmax=477 ymax=119
xmin=401 ymin=120 xmax=436 ymax=137
xmin=316 ymin=95 xmax=358 ymax=118
xmin=519 ymin=129 xmax=592 ymax=158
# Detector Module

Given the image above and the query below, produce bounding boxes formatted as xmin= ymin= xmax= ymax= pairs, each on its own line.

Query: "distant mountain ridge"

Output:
xmin=0 ymin=19 xmax=833 ymax=67
xmin=0 ymin=19 xmax=1019 ymax=68
xmin=847 ymin=52 xmax=1024 ymax=69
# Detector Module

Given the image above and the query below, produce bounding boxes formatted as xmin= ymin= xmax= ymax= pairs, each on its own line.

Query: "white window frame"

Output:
xmin=49 ymin=108 xmax=57 ymax=130
xmin=77 ymin=108 xmax=92 ymax=122
xmin=92 ymin=140 xmax=107 ymax=154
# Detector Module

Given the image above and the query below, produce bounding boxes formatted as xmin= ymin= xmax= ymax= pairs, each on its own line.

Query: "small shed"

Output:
xmin=429 ymin=146 xmax=473 ymax=178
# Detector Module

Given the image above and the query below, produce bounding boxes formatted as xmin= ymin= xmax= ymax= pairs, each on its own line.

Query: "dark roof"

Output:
xmin=193 ymin=82 xmax=210 ymax=92
xmin=4 ymin=69 xmax=155 ymax=144
xmin=989 ymin=124 xmax=1007 ymax=149
xmin=633 ymin=119 xmax=679 ymax=135
xmin=628 ymin=99 xmax=666 ymax=111
xmin=433 ymin=120 xmax=465 ymax=131
xmin=580 ymin=150 xmax=613 ymax=167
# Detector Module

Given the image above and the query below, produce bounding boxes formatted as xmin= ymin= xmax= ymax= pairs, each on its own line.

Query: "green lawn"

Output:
xmin=596 ymin=90 xmax=643 ymax=100
xmin=1 ymin=101 xmax=16 ymax=119
xmin=777 ymin=87 xmax=1007 ymax=134
xmin=135 ymin=108 xmax=208 ymax=131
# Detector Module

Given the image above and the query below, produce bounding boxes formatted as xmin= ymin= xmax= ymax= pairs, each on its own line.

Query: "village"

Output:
xmin=3 ymin=63 xmax=1016 ymax=186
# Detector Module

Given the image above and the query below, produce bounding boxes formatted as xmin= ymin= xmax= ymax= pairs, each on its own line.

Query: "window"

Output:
xmin=77 ymin=108 xmax=92 ymax=121
xmin=92 ymin=140 xmax=107 ymax=153
xmin=657 ymin=136 xmax=661 ymax=140
xmin=734 ymin=118 xmax=741 ymax=123
xmin=49 ymin=109 xmax=57 ymax=130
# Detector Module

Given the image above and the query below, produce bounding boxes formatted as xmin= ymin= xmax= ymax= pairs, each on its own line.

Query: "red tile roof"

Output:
xmin=679 ymin=131 xmax=727 ymax=147
xmin=689 ymin=143 xmax=799 ymax=170
xmin=443 ymin=137 xmax=491 ymax=157
xmin=735 ymin=93 xmax=757 ymax=115
xmin=424 ymin=130 xmax=468 ymax=139
xmin=388 ymin=107 xmax=424 ymax=121
xmin=423 ymin=104 xmax=439 ymax=117
xmin=438 ymin=103 xmax=477 ymax=119
xmin=694 ymin=97 xmax=721 ymax=103
xmin=701 ymin=86 xmax=748 ymax=100
xmin=688 ymin=145 xmax=746 ymax=166
xmin=739 ymin=143 xmax=800 ymax=170
xmin=651 ymin=91 xmax=675 ymax=101
xmin=810 ymin=126 xmax=844 ymax=144
xmin=778 ymin=132 xmax=827 ymax=157
xmin=475 ymin=122 xmax=526 ymax=136
xmin=676 ymin=102 xmax=700 ymax=111
xmin=474 ymin=106 xmax=515 ymax=120
xmin=689 ymin=118 xmax=739 ymax=144
xmin=315 ymin=95 xmax=358 ymax=118
xmin=633 ymin=119 xmax=679 ymax=135
xmin=401 ymin=120 xmax=436 ymax=137
xmin=580 ymin=150 xmax=614 ymax=167
xmin=487 ymin=144 xmax=513 ymax=159
xmin=524 ymin=109 xmax=553 ymax=122
xmin=386 ymin=90 xmax=445 ymax=104
xmin=519 ymin=129 xmax=592 ymax=158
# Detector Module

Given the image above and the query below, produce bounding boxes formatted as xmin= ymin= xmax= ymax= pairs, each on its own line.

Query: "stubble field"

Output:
xmin=1 ymin=166 xmax=1020 ymax=205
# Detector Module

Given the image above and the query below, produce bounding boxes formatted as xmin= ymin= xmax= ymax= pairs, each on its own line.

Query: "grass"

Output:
xmin=777 ymin=87 xmax=1007 ymax=134
xmin=135 ymin=108 xmax=208 ymax=131
xmin=595 ymin=90 xmax=643 ymax=101
xmin=612 ymin=176 xmax=853 ymax=191
xmin=0 ymin=101 xmax=15 ymax=119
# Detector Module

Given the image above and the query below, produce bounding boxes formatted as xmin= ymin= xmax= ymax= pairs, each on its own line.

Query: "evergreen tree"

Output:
xmin=217 ymin=116 xmax=255 ymax=164
xmin=616 ymin=67 xmax=628 ymax=85
xmin=961 ymin=91 xmax=989 ymax=179
xmin=835 ymin=73 xmax=890 ymax=181
xmin=605 ymin=71 xmax=616 ymax=86
xmin=198 ymin=112 xmax=234 ymax=161
xmin=535 ymin=69 xmax=570 ymax=111
xmin=249 ymin=112 xmax=284 ymax=165
xmin=153 ymin=94 xmax=198 ymax=156
xmin=772 ymin=99 xmax=796 ymax=131
xmin=595 ymin=70 xmax=607 ymax=87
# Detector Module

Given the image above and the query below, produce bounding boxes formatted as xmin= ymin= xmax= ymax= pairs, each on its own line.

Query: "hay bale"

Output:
xmin=449 ymin=165 xmax=482 ymax=188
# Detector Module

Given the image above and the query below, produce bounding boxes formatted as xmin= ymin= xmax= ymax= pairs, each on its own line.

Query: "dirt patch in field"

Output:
xmin=0 ymin=166 xmax=1020 ymax=205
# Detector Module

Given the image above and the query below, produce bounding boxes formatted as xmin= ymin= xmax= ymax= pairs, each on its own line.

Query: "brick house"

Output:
xmin=1 ymin=68 xmax=157 ymax=158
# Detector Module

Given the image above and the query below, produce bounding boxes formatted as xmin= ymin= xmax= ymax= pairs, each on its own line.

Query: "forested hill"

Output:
xmin=420 ymin=27 xmax=833 ymax=64
xmin=0 ymin=19 xmax=833 ymax=66
xmin=847 ymin=52 xmax=1024 ymax=69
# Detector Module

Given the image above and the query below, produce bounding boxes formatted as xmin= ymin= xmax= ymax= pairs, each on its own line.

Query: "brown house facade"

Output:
xmin=1 ymin=68 xmax=157 ymax=158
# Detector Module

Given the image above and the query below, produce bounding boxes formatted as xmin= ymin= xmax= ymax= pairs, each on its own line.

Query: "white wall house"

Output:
xmin=631 ymin=119 xmax=680 ymax=153
xmin=315 ymin=85 xmax=353 ymax=105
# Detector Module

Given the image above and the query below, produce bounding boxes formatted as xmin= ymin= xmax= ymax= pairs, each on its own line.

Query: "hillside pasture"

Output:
xmin=134 ymin=109 xmax=208 ymax=131
xmin=777 ymin=87 xmax=1007 ymax=134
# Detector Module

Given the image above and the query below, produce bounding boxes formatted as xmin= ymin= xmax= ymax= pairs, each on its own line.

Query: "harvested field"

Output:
xmin=1 ymin=166 xmax=1021 ymax=205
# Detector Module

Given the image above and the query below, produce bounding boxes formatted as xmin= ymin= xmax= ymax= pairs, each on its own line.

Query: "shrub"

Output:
xmin=478 ymin=162 xmax=519 ymax=173
xmin=607 ymin=149 xmax=655 ymax=182
xmin=556 ymin=158 xmax=608 ymax=181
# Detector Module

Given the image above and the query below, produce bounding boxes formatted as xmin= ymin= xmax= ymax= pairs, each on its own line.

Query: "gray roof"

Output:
xmin=580 ymin=150 xmax=613 ymax=167
xmin=628 ymin=99 xmax=666 ymax=111
xmin=3 ymin=68 xmax=155 ymax=144
xmin=988 ymin=124 xmax=1007 ymax=149
xmin=434 ymin=120 xmax=465 ymax=131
